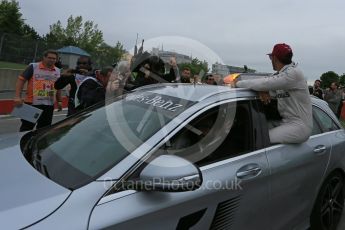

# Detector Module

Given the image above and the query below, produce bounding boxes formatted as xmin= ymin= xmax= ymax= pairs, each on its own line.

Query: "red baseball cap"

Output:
xmin=267 ymin=43 xmax=293 ymax=60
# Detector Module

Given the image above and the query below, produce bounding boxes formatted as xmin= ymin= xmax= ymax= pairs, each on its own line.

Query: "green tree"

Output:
xmin=45 ymin=15 xmax=104 ymax=54
xmin=0 ymin=0 xmax=40 ymax=38
xmin=93 ymin=41 xmax=127 ymax=68
xmin=0 ymin=0 xmax=23 ymax=34
xmin=320 ymin=71 xmax=339 ymax=88
xmin=112 ymin=41 xmax=127 ymax=64
xmin=22 ymin=24 xmax=40 ymax=40
xmin=0 ymin=0 xmax=42 ymax=63
xmin=45 ymin=15 xmax=127 ymax=67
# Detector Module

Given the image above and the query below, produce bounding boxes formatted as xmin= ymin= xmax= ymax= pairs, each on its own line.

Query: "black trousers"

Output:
xmin=19 ymin=104 xmax=54 ymax=132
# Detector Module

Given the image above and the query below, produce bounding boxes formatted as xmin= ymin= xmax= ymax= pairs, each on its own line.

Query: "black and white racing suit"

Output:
xmin=237 ymin=63 xmax=312 ymax=144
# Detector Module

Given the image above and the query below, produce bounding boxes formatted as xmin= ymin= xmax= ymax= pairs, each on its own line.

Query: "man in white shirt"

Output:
xmin=235 ymin=43 xmax=312 ymax=144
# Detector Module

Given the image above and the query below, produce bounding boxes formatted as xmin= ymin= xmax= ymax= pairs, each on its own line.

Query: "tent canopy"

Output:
xmin=57 ymin=46 xmax=90 ymax=57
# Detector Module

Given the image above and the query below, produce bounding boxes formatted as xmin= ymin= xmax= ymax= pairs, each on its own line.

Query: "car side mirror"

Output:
xmin=126 ymin=155 xmax=202 ymax=192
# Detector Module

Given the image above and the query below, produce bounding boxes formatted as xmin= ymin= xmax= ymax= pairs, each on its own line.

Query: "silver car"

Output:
xmin=0 ymin=84 xmax=344 ymax=230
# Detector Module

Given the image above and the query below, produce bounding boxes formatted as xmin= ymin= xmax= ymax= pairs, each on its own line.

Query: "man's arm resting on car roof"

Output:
xmin=236 ymin=70 xmax=298 ymax=91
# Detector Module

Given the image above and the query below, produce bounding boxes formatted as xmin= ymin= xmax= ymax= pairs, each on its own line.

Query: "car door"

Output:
xmin=88 ymin=99 xmax=271 ymax=230
xmin=312 ymin=105 xmax=345 ymax=175
xmin=262 ymin=103 xmax=331 ymax=230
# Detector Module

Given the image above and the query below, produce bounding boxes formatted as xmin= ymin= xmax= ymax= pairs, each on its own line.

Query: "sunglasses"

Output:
xmin=77 ymin=62 xmax=89 ymax=65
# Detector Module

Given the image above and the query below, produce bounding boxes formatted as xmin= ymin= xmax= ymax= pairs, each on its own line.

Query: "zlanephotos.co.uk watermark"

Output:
xmin=103 ymin=178 xmax=243 ymax=191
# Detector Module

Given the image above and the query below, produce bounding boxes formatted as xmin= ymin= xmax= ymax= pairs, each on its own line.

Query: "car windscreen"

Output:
xmin=29 ymin=92 xmax=195 ymax=189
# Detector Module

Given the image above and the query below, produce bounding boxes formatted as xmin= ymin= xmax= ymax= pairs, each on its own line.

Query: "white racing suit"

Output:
xmin=236 ymin=63 xmax=312 ymax=144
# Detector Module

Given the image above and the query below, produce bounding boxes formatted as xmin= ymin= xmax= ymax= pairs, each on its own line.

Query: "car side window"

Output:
xmin=161 ymin=101 xmax=254 ymax=166
xmin=256 ymin=101 xmax=333 ymax=136
xmin=313 ymin=106 xmax=340 ymax=132
xmin=311 ymin=114 xmax=323 ymax=136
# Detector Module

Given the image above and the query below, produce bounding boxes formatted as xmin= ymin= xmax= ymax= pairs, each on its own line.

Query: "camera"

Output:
xmin=70 ymin=69 xmax=82 ymax=74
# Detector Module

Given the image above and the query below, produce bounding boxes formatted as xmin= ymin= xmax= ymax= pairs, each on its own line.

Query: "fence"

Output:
xmin=0 ymin=32 xmax=64 ymax=65
xmin=0 ymin=31 xmax=122 ymax=69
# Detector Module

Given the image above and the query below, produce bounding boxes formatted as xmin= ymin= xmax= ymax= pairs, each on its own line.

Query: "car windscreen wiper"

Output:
xmin=32 ymin=155 xmax=51 ymax=179
xmin=20 ymin=131 xmax=36 ymax=159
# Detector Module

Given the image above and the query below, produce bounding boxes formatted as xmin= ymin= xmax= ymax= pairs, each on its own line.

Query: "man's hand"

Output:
xmin=169 ymin=57 xmax=177 ymax=68
xmin=79 ymin=69 xmax=89 ymax=75
xmin=61 ymin=68 xmax=74 ymax=76
xmin=259 ymin=91 xmax=271 ymax=105
xmin=13 ymin=97 xmax=24 ymax=107
xmin=108 ymin=79 xmax=120 ymax=92
xmin=230 ymin=78 xmax=238 ymax=88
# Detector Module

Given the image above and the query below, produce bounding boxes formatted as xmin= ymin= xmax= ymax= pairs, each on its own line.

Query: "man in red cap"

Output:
xmin=235 ymin=43 xmax=312 ymax=144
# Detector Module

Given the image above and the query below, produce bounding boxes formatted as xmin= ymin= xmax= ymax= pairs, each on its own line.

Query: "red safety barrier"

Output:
xmin=0 ymin=100 xmax=14 ymax=115
xmin=0 ymin=97 xmax=68 ymax=115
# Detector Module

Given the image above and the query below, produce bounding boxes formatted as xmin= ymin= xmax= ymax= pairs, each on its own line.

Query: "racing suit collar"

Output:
xmin=279 ymin=62 xmax=296 ymax=73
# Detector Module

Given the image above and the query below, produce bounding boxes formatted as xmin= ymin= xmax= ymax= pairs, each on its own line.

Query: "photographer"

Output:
xmin=130 ymin=52 xmax=178 ymax=89
xmin=54 ymin=56 xmax=93 ymax=116
xmin=75 ymin=67 xmax=113 ymax=112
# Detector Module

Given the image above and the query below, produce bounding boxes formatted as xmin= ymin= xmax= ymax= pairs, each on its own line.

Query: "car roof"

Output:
xmin=133 ymin=83 xmax=256 ymax=102
xmin=311 ymin=95 xmax=332 ymax=110
xmin=134 ymin=83 xmax=333 ymax=114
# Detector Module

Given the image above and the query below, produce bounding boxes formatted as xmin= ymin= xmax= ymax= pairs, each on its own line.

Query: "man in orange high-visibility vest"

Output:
xmin=14 ymin=50 xmax=62 ymax=132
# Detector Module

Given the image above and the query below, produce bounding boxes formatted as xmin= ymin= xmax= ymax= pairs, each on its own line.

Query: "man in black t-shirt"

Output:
xmin=54 ymin=56 xmax=93 ymax=116
xmin=130 ymin=52 xmax=179 ymax=89
xmin=74 ymin=67 xmax=113 ymax=111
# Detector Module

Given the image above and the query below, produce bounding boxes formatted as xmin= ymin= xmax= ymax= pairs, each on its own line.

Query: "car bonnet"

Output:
xmin=0 ymin=133 xmax=71 ymax=229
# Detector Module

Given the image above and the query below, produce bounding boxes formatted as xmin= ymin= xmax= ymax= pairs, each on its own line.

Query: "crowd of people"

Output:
xmin=310 ymin=79 xmax=345 ymax=118
xmin=13 ymin=49 xmax=224 ymax=133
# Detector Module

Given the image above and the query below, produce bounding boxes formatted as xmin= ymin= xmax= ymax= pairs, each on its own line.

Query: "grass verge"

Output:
xmin=0 ymin=61 xmax=26 ymax=70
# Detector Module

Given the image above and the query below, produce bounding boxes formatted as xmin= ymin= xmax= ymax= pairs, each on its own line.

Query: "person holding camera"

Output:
xmin=54 ymin=56 xmax=93 ymax=116
xmin=74 ymin=67 xmax=113 ymax=112
xmin=130 ymin=52 xmax=179 ymax=89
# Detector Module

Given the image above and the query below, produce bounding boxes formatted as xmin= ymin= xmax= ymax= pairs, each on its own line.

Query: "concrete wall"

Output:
xmin=0 ymin=69 xmax=23 ymax=91
xmin=0 ymin=68 xmax=70 ymax=114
